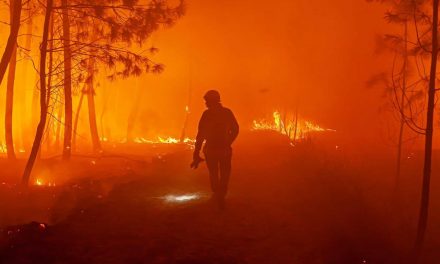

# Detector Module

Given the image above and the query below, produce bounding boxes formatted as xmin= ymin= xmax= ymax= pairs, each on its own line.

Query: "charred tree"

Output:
xmin=414 ymin=0 xmax=438 ymax=260
xmin=22 ymin=0 xmax=53 ymax=185
xmin=45 ymin=12 xmax=55 ymax=153
xmin=55 ymin=100 xmax=64 ymax=151
xmin=179 ymin=105 xmax=190 ymax=143
xmin=20 ymin=0 xmax=34 ymax=147
xmin=31 ymin=57 xmax=41 ymax=131
xmin=395 ymin=21 xmax=408 ymax=189
xmin=61 ymin=0 xmax=73 ymax=160
xmin=5 ymin=0 xmax=19 ymax=159
xmin=72 ymin=88 xmax=85 ymax=152
xmin=5 ymin=46 xmax=17 ymax=159
xmin=180 ymin=59 xmax=193 ymax=142
xmin=86 ymin=58 xmax=102 ymax=152
xmin=0 ymin=0 xmax=22 ymax=86
xmin=100 ymin=78 xmax=109 ymax=141
xmin=372 ymin=0 xmax=422 ymax=191
xmin=127 ymin=81 xmax=145 ymax=142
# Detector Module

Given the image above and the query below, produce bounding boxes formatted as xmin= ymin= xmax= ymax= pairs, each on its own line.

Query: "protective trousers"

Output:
xmin=203 ymin=147 xmax=232 ymax=198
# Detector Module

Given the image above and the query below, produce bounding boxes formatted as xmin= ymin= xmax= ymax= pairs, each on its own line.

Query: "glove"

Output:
xmin=190 ymin=152 xmax=205 ymax=169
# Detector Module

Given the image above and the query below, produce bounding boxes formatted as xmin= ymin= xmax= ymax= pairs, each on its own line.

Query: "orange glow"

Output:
xmin=34 ymin=178 xmax=55 ymax=187
xmin=252 ymin=111 xmax=335 ymax=141
xmin=129 ymin=136 xmax=195 ymax=145
xmin=1 ymin=1 xmax=438 ymax=263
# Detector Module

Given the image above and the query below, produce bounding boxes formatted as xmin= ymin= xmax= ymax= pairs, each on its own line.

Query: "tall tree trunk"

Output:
xmin=20 ymin=0 xmax=33 ymax=148
xmin=22 ymin=0 xmax=53 ymax=185
xmin=45 ymin=12 xmax=54 ymax=153
xmin=100 ymin=78 xmax=109 ymax=141
xmin=72 ymin=89 xmax=85 ymax=152
xmin=127 ymin=81 xmax=144 ymax=142
xmin=5 ymin=46 xmax=17 ymax=159
xmin=5 ymin=0 xmax=18 ymax=159
xmin=396 ymin=21 xmax=408 ymax=189
xmin=87 ymin=58 xmax=101 ymax=152
xmin=0 ymin=0 xmax=22 ymax=86
xmin=414 ymin=0 xmax=438 ymax=260
xmin=180 ymin=79 xmax=192 ymax=142
xmin=31 ymin=58 xmax=41 ymax=131
xmin=62 ymin=0 xmax=73 ymax=160
xmin=179 ymin=105 xmax=190 ymax=143
xmin=55 ymin=98 xmax=64 ymax=151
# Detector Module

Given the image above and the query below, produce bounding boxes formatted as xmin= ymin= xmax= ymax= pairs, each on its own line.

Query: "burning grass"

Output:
xmin=34 ymin=178 xmax=56 ymax=187
xmin=252 ymin=111 xmax=335 ymax=142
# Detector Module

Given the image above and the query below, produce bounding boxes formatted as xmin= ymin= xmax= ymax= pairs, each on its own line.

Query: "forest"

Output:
xmin=0 ymin=0 xmax=440 ymax=263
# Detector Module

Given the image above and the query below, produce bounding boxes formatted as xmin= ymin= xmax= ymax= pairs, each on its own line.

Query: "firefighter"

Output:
xmin=191 ymin=90 xmax=239 ymax=209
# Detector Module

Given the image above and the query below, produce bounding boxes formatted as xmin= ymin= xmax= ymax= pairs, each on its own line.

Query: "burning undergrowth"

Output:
xmin=252 ymin=111 xmax=336 ymax=143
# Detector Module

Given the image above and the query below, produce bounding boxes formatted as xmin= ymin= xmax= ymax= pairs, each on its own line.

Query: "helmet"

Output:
xmin=204 ymin=90 xmax=221 ymax=103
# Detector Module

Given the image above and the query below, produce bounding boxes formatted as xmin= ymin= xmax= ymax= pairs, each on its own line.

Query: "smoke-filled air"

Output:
xmin=1 ymin=0 xmax=440 ymax=263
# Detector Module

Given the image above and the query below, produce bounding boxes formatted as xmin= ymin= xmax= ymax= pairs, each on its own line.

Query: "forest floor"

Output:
xmin=0 ymin=131 xmax=439 ymax=264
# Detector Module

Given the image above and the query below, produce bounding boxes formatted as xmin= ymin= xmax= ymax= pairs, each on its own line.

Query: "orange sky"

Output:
xmin=0 ymin=0 xmax=428 ymax=151
xmin=137 ymin=0 xmax=393 ymax=142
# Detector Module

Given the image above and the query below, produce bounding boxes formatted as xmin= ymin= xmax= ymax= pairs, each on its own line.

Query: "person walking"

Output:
xmin=191 ymin=90 xmax=239 ymax=209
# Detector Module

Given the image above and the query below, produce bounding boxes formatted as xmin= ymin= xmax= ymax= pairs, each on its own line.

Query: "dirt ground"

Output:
xmin=1 ymin=132 xmax=439 ymax=264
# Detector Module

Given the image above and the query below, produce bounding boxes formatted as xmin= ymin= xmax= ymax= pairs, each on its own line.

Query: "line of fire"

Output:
xmin=0 ymin=0 xmax=439 ymax=263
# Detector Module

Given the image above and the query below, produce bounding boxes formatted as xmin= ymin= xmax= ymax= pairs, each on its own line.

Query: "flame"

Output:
xmin=101 ymin=136 xmax=196 ymax=146
xmin=129 ymin=136 xmax=195 ymax=145
xmin=252 ymin=111 xmax=335 ymax=141
xmin=133 ymin=137 xmax=153 ymax=144
xmin=0 ymin=144 xmax=26 ymax=154
xmin=34 ymin=178 xmax=56 ymax=187
xmin=0 ymin=144 xmax=6 ymax=154
xmin=35 ymin=179 xmax=43 ymax=186
xmin=158 ymin=137 xmax=180 ymax=144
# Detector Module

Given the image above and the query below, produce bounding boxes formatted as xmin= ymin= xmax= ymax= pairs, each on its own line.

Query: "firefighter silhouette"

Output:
xmin=191 ymin=90 xmax=239 ymax=209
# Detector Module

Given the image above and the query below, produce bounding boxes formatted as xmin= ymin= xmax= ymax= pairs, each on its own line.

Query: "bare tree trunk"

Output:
xmin=31 ymin=58 xmax=41 ymax=131
xmin=396 ymin=21 xmax=408 ymax=189
xmin=179 ymin=105 xmax=190 ymax=143
xmin=72 ymin=89 xmax=85 ymax=152
xmin=5 ymin=0 xmax=18 ymax=159
xmin=5 ymin=45 xmax=17 ymax=159
xmin=45 ymin=12 xmax=54 ymax=153
xmin=414 ymin=0 xmax=438 ymax=260
xmin=20 ymin=0 xmax=33 ymax=148
xmin=55 ymin=98 xmax=64 ymax=151
xmin=100 ymin=77 xmax=108 ymax=141
xmin=22 ymin=0 xmax=53 ymax=185
xmin=126 ymin=81 xmax=143 ymax=142
xmin=62 ymin=0 xmax=73 ymax=160
xmin=86 ymin=58 xmax=101 ymax=152
xmin=0 ymin=0 xmax=22 ymax=86
xmin=395 ymin=113 xmax=404 ymax=184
